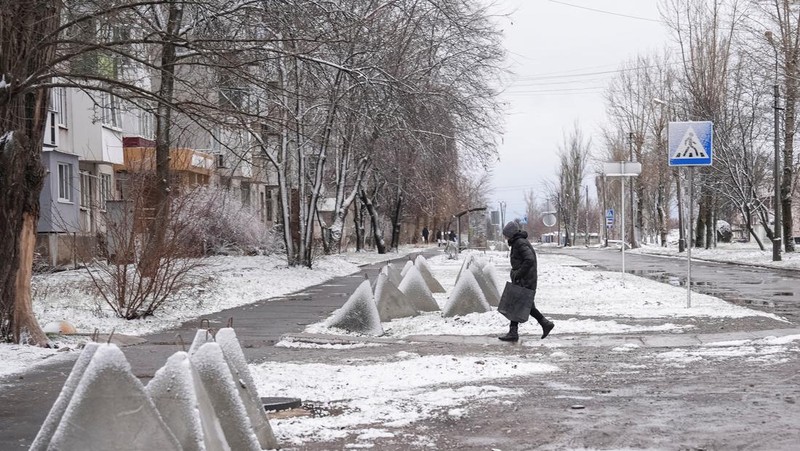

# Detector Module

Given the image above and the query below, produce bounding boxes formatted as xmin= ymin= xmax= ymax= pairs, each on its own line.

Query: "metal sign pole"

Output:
xmin=621 ymin=167 xmax=626 ymax=284
xmin=687 ymin=167 xmax=693 ymax=308
xmin=667 ymin=120 xmax=713 ymax=309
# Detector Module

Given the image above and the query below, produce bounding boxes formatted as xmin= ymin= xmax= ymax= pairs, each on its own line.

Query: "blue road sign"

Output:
xmin=668 ymin=121 xmax=713 ymax=166
xmin=605 ymin=209 xmax=614 ymax=226
xmin=520 ymin=215 xmax=528 ymax=225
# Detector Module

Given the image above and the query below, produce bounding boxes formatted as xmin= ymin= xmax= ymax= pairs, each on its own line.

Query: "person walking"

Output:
xmin=422 ymin=226 xmax=429 ymax=245
xmin=498 ymin=220 xmax=554 ymax=342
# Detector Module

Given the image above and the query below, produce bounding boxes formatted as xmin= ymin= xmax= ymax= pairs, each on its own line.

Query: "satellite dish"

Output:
xmin=542 ymin=213 xmax=557 ymax=227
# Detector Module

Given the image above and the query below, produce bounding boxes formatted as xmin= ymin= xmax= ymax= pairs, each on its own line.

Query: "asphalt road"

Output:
xmin=550 ymin=246 xmax=800 ymax=322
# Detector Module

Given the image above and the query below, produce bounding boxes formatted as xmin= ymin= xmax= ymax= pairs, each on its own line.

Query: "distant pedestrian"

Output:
xmin=448 ymin=230 xmax=456 ymax=242
xmin=498 ymin=220 xmax=554 ymax=342
xmin=422 ymin=226 xmax=429 ymax=245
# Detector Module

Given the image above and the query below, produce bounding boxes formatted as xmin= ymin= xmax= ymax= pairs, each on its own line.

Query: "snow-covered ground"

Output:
xmin=3 ymin=245 xmax=798 ymax=448
xmin=630 ymin=238 xmax=800 ymax=270
xmin=0 ymin=247 xmax=419 ymax=379
xmin=251 ymin=250 xmax=794 ymax=446
xmin=2 ymin=246 xmax=787 ymax=380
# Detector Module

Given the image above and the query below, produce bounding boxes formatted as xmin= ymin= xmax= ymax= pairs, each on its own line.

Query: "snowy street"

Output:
xmin=1 ymin=245 xmax=799 ymax=449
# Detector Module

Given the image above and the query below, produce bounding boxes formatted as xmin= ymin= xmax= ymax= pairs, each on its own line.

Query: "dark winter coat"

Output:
xmin=508 ymin=231 xmax=537 ymax=292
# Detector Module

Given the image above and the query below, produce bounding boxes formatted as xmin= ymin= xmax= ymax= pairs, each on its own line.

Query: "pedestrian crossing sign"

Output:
xmin=668 ymin=121 xmax=713 ymax=166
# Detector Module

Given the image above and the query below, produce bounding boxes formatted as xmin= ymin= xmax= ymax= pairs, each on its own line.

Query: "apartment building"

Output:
xmin=36 ymin=85 xmax=279 ymax=265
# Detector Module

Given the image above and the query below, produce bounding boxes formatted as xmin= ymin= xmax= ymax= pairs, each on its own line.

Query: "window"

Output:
xmin=100 ymin=92 xmax=121 ymax=128
xmin=80 ymin=172 xmax=92 ymax=208
xmin=58 ymin=163 xmax=73 ymax=202
xmin=44 ymin=111 xmax=58 ymax=147
xmin=241 ymin=182 xmax=251 ymax=207
xmin=100 ymin=173 xmax=111 ymax=210
xmin=51 ymin=87 xmax=68 ymax=127
xmin=266 ymin=189 xmax=273 ymax=222
xmin=139 ymin=110 xmax=154 ymax=138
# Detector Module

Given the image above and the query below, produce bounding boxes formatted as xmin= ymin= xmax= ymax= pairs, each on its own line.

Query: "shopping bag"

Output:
xmin=497 ymin=282 xmax=536 ymax=323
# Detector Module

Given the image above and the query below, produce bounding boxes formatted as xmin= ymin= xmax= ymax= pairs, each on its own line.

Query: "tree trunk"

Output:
xmin=0 ymin=0 xmax=61 ymax=345
xmin=354 ymin=198 xmax=365 ymax=252
xmin=390 ymin=185 xmax=403 ymax=250
xmin=140 ymin=1 xmax=182 ymax=277
xmin=360 ymin=189 xmax=386 ymax=254
xmin=0 ymin=134 xmax=49 ymax=345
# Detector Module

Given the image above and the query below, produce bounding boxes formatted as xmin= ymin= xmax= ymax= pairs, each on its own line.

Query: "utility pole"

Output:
xmin=585 ymin=185 xmax=590 ymax=246
xmin=628 ymin=132 xmax=637 ymax=248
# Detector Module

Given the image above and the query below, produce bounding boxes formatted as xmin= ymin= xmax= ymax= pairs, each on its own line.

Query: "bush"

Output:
xmin=177 ymin=185 xmax=279 ymax=255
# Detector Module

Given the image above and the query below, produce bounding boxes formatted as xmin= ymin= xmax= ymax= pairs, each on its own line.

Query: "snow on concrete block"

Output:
xmin=470 ymin=264 xmax=500 ymax=307
xmin=146 ymin=352 xmax=230 ymax=451
xmin=481 ymin=262 xmax=503 ymax=306
xmin=398 ymin=266 xmax=440 ymax=312
xmin=29 ymin=342 xmax=102 ymax=451
xmin=454 ymin=254 xmax=473 ymax=285
xmin=191 ymin=343 xmax=262 ymax=451
xmin=470 ymin=256 xmax=488 ymax=270
xmin=374 ymin=271 xmax=418 ymax=321
xmin=385 ymin=263 xmax=404 ymax=287
xmin=400 ymin=260 xmax=414 ymax=277
xmin=215 ymin=328 xmax=279 ymax=450
xmin=188 ymin=328 xmax=216 ymax=355
xmin=414 ymin=255 xmax=445 ymax=293
xmin=48 ymin=344 xmax=181 ymax=451
xmin=442 ymin=269 xmax=491 ymax=317
xmin=327 ymin=280 xmax=384 ymax=335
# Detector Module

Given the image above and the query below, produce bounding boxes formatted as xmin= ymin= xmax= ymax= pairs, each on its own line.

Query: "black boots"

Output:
xmin=498 ymin=323 xmax=519 ymax=342
xmin=541 ymin=320 xmax=555 ymax=339
xmin=498 ymin=320 xmax=555 ymax=341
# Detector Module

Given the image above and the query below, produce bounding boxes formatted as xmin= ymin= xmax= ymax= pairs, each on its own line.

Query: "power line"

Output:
xmin=548 ymin=0 xmax=662 ymax=23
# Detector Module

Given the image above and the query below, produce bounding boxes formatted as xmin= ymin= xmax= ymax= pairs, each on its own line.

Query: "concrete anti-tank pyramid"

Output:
xmin=454 ymin=254 xmax=473 ymax=285
xmin=385 ymin=263 xmax=404 ymax=287
xmin=442 ymin=269 xmax=491 ymax=317
xmin=146 ymin=351 xmax=230 ymax=451
xmin=327 ymin=279 xmax=384 ymax=335
xmin=398 ymin=265 xmax=440 ymax=312
xmin=188 ymin=328 xmax=215 ymax=355
xmin=29 ymin=342 xmax=102 ymax=451
xmin=469 ymin=263 xmax=500 ymax=307
xmin=215 ymin=328 xmax=279 ymax=449
xmin=191 ymin=342 xmax=262 ymax=451
xmin=481 ymin=262 xmax=503 ymax=306
xmin=374 ymin=271 xmax=418 ymax=321
xmin=400 ymin=259 xmax=414 ymax=277
xmin=47 ymin=344 xmax=182 ymax=451
xmin=414 ymin=255 xmax=445 ymax=293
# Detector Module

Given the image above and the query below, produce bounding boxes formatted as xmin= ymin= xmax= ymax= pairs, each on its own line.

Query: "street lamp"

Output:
xmin=653 ymin=97 xmax=686 ymax=253
xmin=766 ymin=31 xmax=782 ymax=262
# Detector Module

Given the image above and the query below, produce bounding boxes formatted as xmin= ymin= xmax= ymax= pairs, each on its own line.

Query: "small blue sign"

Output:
xmin=520 ymin=215 xmax=528 ymax=225
xmin=605 ymin=209 xmax=614 ymax=226
xmin=668 ymin=121 xmax=713 ymax=166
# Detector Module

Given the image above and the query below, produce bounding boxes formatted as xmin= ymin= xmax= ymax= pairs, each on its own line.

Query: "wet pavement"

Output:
xmin=553 ymin=247 xmax=800 ymax=319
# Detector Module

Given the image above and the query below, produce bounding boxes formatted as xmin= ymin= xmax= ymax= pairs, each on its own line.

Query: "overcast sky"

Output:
xmin=488 ymin=0 xmax=671 ymax=220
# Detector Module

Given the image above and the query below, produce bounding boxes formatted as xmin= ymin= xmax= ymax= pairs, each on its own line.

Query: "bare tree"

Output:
xmin=759 ymin=0 xmax=798 ymax=252
xmin=557 ymin=123 xmax=591 ymax=247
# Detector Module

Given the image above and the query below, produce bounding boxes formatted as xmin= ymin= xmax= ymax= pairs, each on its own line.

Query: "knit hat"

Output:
xmin=502 ymin=221 xmax=520 ymax=239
